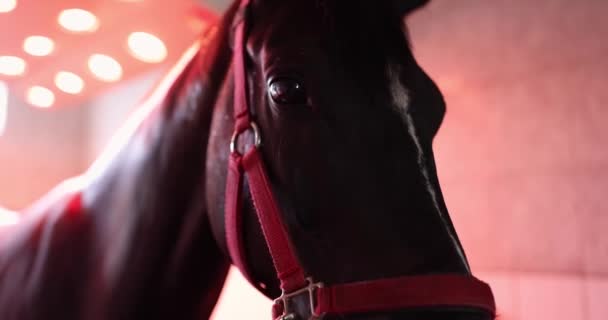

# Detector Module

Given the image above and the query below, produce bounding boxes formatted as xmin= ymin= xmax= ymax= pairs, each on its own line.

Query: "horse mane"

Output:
xmin=67 ymin=5 xmax=245 ymax=319
xmin=159 ymin=1 xmax=240 ymax=119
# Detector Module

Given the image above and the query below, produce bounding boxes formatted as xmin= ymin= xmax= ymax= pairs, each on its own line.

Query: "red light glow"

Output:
xmin=0 ymin=81 xmax=7 ymax=136
xmin=127 ymin=32 xmax=168 ymax=63
xmin=0 ymin=0 xmax=16 ymax=13
xmin=26 ymin=86 xmax=55 ymax=108
xmin=55 ymin=71 xmax=84 ymax=94
xmin=88 ymin=54 xmax=123 ymax=82
xmin=0 ymin=208 xmax=18 ymax=226
xmin=58 ymin=8 xmax=99 ymax=33
xmin=0 ymin=56 xmax=26 ymax=76
xmin=23 ymin=35 xmax=55 ymax=57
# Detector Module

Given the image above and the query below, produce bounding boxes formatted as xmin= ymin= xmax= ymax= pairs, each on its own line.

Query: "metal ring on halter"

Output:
xmin=274 ymin=278 xmax=325 ymax=320
xmin=230 ymin=121 xmax=262 ymax=156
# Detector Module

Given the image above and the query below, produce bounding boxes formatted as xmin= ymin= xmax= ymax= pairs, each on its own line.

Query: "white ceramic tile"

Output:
xmin=586 ymin=276 xmax=608 ymax=320
xmin=516 ymin=273 xmax=585 ymax=320
xmin=475 ymin=271 xmax=519 ymax=319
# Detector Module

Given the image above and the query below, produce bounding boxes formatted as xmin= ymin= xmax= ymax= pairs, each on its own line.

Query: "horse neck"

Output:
xmin=75 ymin=44 xmax=232 ymax=318
xmin=0 ymin=39 xmax=233 ymax=319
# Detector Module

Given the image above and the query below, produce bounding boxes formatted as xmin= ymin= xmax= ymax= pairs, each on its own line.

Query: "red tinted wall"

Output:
xmin=407 ymin=0 xmax=608 ymax=318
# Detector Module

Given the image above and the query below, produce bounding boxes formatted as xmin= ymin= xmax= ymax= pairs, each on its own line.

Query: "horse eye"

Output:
xmin=268 ymin=78 xmax=307 ymax=105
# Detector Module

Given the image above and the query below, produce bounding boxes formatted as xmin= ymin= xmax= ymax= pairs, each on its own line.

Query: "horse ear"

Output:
xmin=392 ymin=0 xmax=430 ymax=16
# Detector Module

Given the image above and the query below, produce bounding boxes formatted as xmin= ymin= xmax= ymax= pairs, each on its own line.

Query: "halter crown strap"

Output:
xmin=224 ymin=0 xmax=496 ymax=318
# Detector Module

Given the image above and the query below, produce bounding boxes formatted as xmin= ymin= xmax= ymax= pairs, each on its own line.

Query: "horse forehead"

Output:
xmin=249 ymin=2 xmax=326 ymax=54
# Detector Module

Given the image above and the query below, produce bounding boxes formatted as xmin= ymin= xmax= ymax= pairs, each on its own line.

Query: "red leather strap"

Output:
xmin=314 ymin=274 xmax=496 ymax=316
xmin=224 ymin=0 xmax=255 ymax=285
xmin=242 ymin=148 xmax=308 ymax=292
xmin=232 ymin=0 xmax=251 ymax=128
xmin=225 ymin=153 xmax=255 ymax=283
xmin=226 ymin=1 xmax=307 ymax=293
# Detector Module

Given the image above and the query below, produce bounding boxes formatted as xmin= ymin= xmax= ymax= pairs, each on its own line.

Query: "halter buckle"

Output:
xmin=274 ymin=278 xmax=324 ymax=320
xmin=230 ymin=121 xmax=262 ymax=156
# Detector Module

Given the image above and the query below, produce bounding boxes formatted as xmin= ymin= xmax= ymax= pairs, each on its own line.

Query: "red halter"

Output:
xmin=224 ymin=1 xmax=496 ymax=319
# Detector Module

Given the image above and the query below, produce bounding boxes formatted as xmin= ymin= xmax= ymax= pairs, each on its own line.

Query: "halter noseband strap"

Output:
xmin=224 ymin=1 xmax=496 ymax=319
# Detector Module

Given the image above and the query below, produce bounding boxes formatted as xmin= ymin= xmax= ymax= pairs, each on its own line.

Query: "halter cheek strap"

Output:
xmin=224 ymin=1 xmax=496 ymax=319
xmin=224 ymin=0 xmax=308 ymax=294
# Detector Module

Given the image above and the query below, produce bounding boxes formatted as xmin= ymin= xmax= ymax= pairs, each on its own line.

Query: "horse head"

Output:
xmin=205 ymin=0 xmax=494 ymax=319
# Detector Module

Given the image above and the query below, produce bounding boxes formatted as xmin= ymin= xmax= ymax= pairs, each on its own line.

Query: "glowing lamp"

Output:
xmin=23 ymin=35 xmax=55 ymax=56
xmin=127 ymin=32 xmax=168 ymax=63
xmin=58 ymin=9 xmax=99 ymax=33
xmin=55 ymin=71 xmax=84 ymax=94
xmin=0 ymin=56 xmax=26 ymax=76
xmin=0 ymin=0 xmax=16 ymax=13
xmin=27 ymin=86 xmax=55 ymax=108
xmin=88 ymin=54 xmax=122 ymax=82
xmin=0 ymin=81 xmax=7 ymax=136
xmin=0 ymin=210 xmax=19 ymax=226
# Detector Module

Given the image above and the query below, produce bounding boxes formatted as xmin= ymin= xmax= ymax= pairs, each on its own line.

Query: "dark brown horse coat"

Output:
xmin=0 ymin=1 xmax=494 ymax=319
xmin=0 ymin=23 xmax=230 ymax=320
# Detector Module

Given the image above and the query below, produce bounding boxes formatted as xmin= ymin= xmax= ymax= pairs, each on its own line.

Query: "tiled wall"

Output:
xmin=479 ymin=271 xmax=608 ymax=320
xmin=85 ymin=70 xmax=163 ymax=164
xmin=409 ymin=0 xmax=608 ymax=275
xmin=0 ymin=94 xmax=87 ymax=209
xmin=407 ymin=0 xmax=608 ymax=319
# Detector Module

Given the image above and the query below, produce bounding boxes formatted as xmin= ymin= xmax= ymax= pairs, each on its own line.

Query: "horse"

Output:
xmin=0 ymin=0 xmax=495 ymax=319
